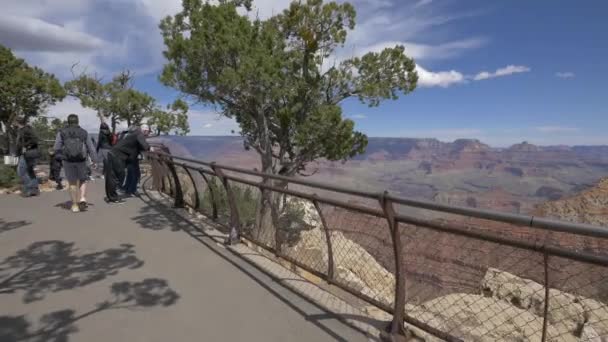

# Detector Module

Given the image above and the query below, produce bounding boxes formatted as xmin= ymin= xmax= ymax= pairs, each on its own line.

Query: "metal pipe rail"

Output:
xmin=150 ymin=151 xmax=608 ymax=239
xmin=146 ymin=147 xmax=608 ymax=342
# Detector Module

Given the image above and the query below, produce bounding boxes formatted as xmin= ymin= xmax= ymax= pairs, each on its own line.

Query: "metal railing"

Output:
xmin=146 ymin=145 xmax=608 ymax=342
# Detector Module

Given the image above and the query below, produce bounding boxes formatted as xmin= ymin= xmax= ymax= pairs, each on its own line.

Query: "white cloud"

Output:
xmin=414 ymin=0 xmax=433 ymax=8
xmin=556 ymin=72 xmax=575 ymax=79
xmin=474 ymin=65 xmax=530 ymax=81
xmin=355 ymin=38 xmax=485 ymax=62
xmin=0 ymin=15 xmax=105 ymax=52
xmin=45 ymin=98 xmax=107 ymax=132
xmin=536 ymin=126 xmax=580 ymax=133
xmin=188 ymin=109 xmax=240 ymax=136
xmin=416 ymin=65 xmax=466 ymax=88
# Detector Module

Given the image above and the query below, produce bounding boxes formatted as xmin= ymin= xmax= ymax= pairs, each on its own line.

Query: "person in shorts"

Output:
xmin=53 ymin=114 xmax=98 ymax=212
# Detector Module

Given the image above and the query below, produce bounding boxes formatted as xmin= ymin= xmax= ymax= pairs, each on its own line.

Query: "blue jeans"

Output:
xmin=123 ymin=159 xmax=141 ymax=194
xmin=18 ymin=157 xmax=39 ymax=195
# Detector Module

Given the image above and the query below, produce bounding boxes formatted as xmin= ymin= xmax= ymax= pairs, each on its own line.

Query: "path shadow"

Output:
xmin=0 ymin=219 xmax=30 ymax=235
xmin=131 ymin=204 xmax=185 ymax=232
xmin=0 ymin=278 xmax=179 ymax=342
xmin=133 ymin=182 xmax=380 ymax=342
xmin=54 ymin=202 xmax=95 ymax=212
xmin=0 ymin=241 xmax=144 ymax=303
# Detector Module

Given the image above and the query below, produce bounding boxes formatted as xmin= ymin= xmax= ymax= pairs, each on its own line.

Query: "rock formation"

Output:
xmin=535 ymin=178 xmax=608 ymax=227
xmin=285 ymin=199 xmax=608 ymax=341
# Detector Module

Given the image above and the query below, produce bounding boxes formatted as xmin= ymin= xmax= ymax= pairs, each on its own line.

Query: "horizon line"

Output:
xmin=155 ymin=135 xmax=608 ymax=148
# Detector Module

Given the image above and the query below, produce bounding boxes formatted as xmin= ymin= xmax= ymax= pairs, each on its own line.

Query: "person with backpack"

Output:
xmin=15 ymin=117 xmax=40 ymax=197
xmin=105 ymin=125 xmax=150 ymax=203
xmin=53 ymin=114 xmax=98 ymax=212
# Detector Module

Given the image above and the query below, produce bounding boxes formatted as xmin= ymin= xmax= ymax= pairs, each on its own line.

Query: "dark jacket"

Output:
xmin=49 ymin=152 xmax=63 ymax=181
xmin=54 ymin=125 xmax=98 ymax=164
xmin=16 ymin=125 xmax=38 ymax=157
xmin=111 ymin=126 xmax=150 ymax=162
xmin=97 ymin=124 xmax=113 ymax=151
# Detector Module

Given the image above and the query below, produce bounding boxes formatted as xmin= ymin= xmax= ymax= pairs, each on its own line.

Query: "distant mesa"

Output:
xmin=508 ymin=141 xmax=540 ymax=152
xmin=451 ymin=139 xmax=491 ymax=154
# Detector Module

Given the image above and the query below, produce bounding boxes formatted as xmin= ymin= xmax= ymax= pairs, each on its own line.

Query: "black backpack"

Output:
xmin=61 ymin=127 xmax=87 ymax=162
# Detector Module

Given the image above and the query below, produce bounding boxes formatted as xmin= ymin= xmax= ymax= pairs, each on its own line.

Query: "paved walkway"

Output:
xmin=0 ymin=181 xmax=368 ymax=342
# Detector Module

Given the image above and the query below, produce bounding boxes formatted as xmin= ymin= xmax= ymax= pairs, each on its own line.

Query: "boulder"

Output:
xmin=482 ymin=268 xmax=608 ymax=340
xmin=579 ymin=298 xmax=608 ymax=340
xmin=407 ymin=293 xmax=578 ymax=341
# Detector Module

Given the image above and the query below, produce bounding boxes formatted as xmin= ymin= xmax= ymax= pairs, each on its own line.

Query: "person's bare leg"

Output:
xmin=69 ymin=180 xmax=80 ymax=212
xmin=79 ymin=181 xmax=87 ymax=203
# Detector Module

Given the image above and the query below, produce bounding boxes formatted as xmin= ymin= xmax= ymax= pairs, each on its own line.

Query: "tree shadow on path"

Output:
xmin=0 ymin=278 xmax=179 ymax=342
xmin=132 ymin=183 xmax=382 ymax=342
xmin=0 ymin=219 xmax=30 ymax=235
xmin=0 ymin=241 xmax=144 ymax=303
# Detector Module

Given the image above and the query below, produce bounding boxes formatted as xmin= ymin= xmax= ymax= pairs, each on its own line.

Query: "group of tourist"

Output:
xmin=14 ymin=114 xmax=151 ymax=212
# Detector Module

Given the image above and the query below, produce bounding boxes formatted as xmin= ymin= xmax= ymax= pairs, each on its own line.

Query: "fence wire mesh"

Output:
xmin=321 ymin=204 xmax=396 ymax=309
xmin=147 ymin=151 xmax=608 ymax=342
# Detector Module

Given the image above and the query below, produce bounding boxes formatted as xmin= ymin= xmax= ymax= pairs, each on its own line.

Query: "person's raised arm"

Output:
xmin=137 ymin=131 xmax=150 ymax=152
xmin=53 ymin=131 xmax=63 ymax=153
xmin=96 ymin=133 xmax=102 ymax=152
xmin=85 ymin=133 xmax=98 ymax=164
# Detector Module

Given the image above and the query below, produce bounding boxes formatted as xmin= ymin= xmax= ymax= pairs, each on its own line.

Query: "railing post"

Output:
xmin=158 ymin=158 xmax=170 ymax=194
xmin=541 ymin=251 xmax=550 ymax=342
xmin=149 ymin=154 xmax=164 ymax=191
xmin=313 ymin=196 xmax=335 ymax=281
xmin=164 ymin=156 xmax=185 ymax=208
xmin=211 ymin=163 xmax=241 ymax=245
xmin=379 ymin=191 xmax=407 ymax=341
xmin=183 ymin=166 xmax=200 ymax=210
xmin=199 ymin=171 xmax=218 ymax=220
xmin=272 ymin=196 xmax=282 ymax=256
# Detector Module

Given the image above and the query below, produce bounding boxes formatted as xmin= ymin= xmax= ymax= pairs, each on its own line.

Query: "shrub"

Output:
xmin=0 ymin=164 xmax=19 ymax=188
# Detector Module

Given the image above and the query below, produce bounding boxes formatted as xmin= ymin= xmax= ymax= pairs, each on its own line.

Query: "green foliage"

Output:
xmin=0 ymin=164 xmax=18 ymax=188
xmin=160 ymin=0 xmax=417 ymax=176
xmin=277 ymin=197 xmax=313 ymax=246
xmin=201 ymin=178 xmax=259 ymax=228
xmin=65 ymin=70 xmax=137 ymax=131
xmin=0 ymin=45 xmax=66 ymax=150
xmin=66 ymin=70 xmax=189 ymax=133
xmin=147 ymin=99 xmax=190 ymax=136
xmin=31 ymin=117 xmax=64 ymax=142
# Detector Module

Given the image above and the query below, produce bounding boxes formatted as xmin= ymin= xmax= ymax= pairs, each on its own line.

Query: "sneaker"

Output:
xmin=106 ymin=198 xmax=126 ymax=204
xmin=71 ymin=204 xmax=80 ymax=213
xmin=78 ymin=201 xmax=88 ymax=211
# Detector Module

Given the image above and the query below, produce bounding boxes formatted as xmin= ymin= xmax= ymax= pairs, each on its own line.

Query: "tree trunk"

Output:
xmin=6 ymin=126 xmax=18 ymax=155
xmin=253 ymin=111 xmax=280 ymax=248
xmin=254 ymin=155 xmax=274 ymax=247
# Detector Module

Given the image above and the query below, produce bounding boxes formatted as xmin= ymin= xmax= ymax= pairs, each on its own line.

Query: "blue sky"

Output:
xmin=1 ymin=0 xmax=606 ymax=146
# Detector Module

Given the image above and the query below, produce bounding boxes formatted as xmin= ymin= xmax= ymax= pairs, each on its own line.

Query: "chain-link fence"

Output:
xmin=147 ymin=145 xmax=608 ymax=342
